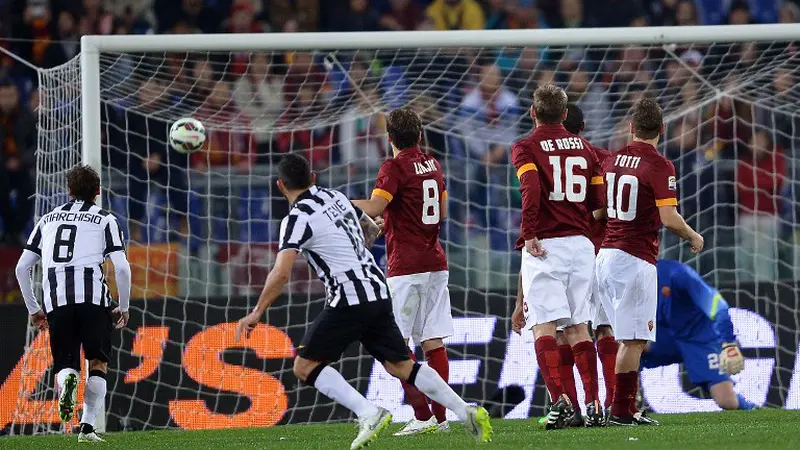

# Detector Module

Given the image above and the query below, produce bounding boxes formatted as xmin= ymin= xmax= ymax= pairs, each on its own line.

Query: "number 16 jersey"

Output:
xmin=372 ymin=147 xmax=448 ymax=277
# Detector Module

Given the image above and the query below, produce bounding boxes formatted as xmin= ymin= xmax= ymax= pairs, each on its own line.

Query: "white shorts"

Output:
xmin=521 ymin=235 xmax=594 ymax=329
xmin=591 ymin=276 xmax=612 ymax=328
xmin=595 ymin=248 xmax=657 ymax=342
xmin=387 ymin=270 xmax=453 ymax=344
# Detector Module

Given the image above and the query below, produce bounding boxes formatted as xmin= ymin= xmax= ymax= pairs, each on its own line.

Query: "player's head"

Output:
xmin=630 ymin=97 xmax=664 ymax=141
xmin=387 ymin=107 xmax=422 ymax=151
xmin=563 ymin=103 xmax=585 ymax=135
xmin=531 ymin=84 xmax=568 ymax=125
xmin=277 ymin=153 xmax=315 ymax=198
xmin=67 ymin=165 xmax=100 ymax=203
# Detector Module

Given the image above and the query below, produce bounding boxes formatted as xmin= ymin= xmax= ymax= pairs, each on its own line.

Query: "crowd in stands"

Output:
xmin=1 ymin=0 xmax=799 ymax=283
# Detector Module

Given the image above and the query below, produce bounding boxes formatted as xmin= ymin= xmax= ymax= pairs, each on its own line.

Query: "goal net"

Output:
xmin=8 ymin=26 xmax=800 ymax=433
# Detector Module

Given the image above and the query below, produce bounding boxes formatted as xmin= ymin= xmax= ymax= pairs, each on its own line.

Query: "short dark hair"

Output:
xmin=563 ymin=103 xmax=585 ymax=135
xmin=387 ymin=107 xmax=422 ymax=150
xmin=533 ymin=84 xmax=568 ymax=125
xmin=631 ymin=98 xmax=663 ymax=140
xmin=67 ymin=165 xmax=100 ymax=203
xmin=277 ymin=153 xmax=312 ymax=191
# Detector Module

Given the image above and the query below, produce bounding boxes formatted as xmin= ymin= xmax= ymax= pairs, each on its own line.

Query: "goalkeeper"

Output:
xmin=641 ymin=259 xmax=755 ymax=411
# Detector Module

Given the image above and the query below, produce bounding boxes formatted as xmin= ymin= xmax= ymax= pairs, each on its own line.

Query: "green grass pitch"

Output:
xmin=1 ymin=409 xmax=799 ymax=449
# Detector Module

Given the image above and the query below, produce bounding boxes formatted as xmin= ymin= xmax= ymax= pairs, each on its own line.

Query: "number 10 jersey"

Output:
xmin=372 ymin=147 xmax=448 ymax=277
xmin=24 ymin=201 xmax=125 ymax=313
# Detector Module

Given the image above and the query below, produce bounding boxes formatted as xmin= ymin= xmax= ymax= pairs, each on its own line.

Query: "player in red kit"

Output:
xmin=551 ymin=103 xmax=619 ymax=426
xmin=595 ymin=98 xmax=704 ymax=426
xmin=354 ymin=107 xmax=453 ymax=435
xmin=510 ymin=85 xmax=605 ymax=429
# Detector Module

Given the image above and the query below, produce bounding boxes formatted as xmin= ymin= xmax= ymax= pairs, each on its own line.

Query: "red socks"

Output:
xmin=400 ymin=349 xmax=433 ymax=421
xmin=425 ymin=346 xmax=449 ymax=423
xmin=572 ymin=340 xmax=599 ymax=404
xmin=596 ymin=336 xmax=619 ymax=409
xmin=535 ymin=336 xmax=565 ymax=401
xmin=558 ymin=344 xmax=579 ymax=408
xmin=612 ymin=371 xmax=638 ymax=418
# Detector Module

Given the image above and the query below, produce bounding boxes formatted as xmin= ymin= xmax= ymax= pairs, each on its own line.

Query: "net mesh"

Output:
xmin=10 ymin=36 xmax=800 ymax=432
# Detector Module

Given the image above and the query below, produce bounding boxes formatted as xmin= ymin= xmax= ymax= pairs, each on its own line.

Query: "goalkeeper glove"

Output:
xmin=720 ymin=343 xmax=744 ymax=375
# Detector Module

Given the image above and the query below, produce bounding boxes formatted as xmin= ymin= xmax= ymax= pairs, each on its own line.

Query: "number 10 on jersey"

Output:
xmin=605 ymin=172 xmax=639 ymax=221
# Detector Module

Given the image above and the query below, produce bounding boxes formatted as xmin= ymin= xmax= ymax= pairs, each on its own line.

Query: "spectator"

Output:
xmin=193 ymin=82 xmax=255 ymax=171
xmin=283 ymin=52 xmax=327 ymax=115
xmin=379 ymin=0 xmax=425 ymax=31
xmin=13 ymin=0 xmax=53 ymax=67
xmin=43 ymin=11 xmax=79 ymax=69
xmin=566 ymin=64 xmax=610 ymax=141
xmin=675 ymin=0 xmax=701 ymax=26
xmin=555 ymin=0 xmax=584 ymax=28
xmin=779 ymin=1 xmax=800 ymax=23
xmin=583 ymin=0 xmax=646 ymax=27
xmin=0 ymin=81 xmax=36 ymax=246
xmin=338 ymin=87 xmax=387 ymax=174
xmin=755 ymin=68 xmax=800 ymax=158
xmin=156 ymin=0 xmax=220 ymax=34
xmin=727 ymin=0 xmax=753 ymax=25
xmin=227 ymin=2 xmax=267 ymax=76
xmin=269 ymin=0 xmax=319 ymax=32
xmin=80 ymin=0 xmax=114 ymax=35
xmin=736 ymin=130 xmax=786 ymax=281
xmin=460 ymin=64 xmax=519 ymax=161
xmin=233 ymin=53 xmax=284 ymax=157
xmin=277 ymin=86 xmax=334 ymax=170
xmin=188 ymin=59 xmax=217 ymax=108
xmin=484 ymin=0 xmax=515 ymax=29
xmin=425 ymin=0 xmax=486 ymax=30
xmin=332 ymin=0 xmax=381 ymax=32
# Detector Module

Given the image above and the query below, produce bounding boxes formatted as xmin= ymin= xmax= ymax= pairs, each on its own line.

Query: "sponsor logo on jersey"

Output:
xmin=668 ymin=176 xmax=677 ymax=191
xmin=661 ymin=286 xmax=671 ymax=297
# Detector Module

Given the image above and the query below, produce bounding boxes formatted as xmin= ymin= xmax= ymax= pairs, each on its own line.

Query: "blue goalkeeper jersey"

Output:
xmin=656 ymin=259 xmax=736 ymax=343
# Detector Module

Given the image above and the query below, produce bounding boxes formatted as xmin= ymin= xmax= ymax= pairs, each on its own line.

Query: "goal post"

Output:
xmin=11 ymin=23 xmax=800 ymax=434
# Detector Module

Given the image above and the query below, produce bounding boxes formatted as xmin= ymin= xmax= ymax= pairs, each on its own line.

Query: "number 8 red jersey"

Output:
xmin=600 ymin=141 xmax=678 ymax=265
xmin=373 ymin=147 xmax=448 ymax=277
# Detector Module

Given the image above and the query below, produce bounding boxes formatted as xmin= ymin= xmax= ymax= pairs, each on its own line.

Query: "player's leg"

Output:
xmin=418 ymin=270 xmax=455 ymax=429
xmin=296 ymin=306 xmax=389 ymax=450
xmin=562 ymin=237 xmax=602 ymax=426
xmin=386 ymin=274 xmax=437 ymax=434
xmin=363 ymin=301 xmax=492 ymax=443
xmin=597 ymin=250 xmax=657 ymax=426
xmin=76 ymin=304 xmax=114 ymax=442
xmin=555 ymin=329 xmax=580 ymax=415
xmin=47 ymin=306 xmax=81 ymax=423
xmin=592 ymin=273 xmax=618 ymax=413
xmin=523 ymin=240 xmax=575 ymax=429
xmin=675 ymin=339 xmax=756 ymax=411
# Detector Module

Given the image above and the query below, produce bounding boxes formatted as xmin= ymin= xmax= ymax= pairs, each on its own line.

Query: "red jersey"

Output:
xmin=589 ymin=145 xmax=611 ymax=253
xmin=600 ymin=141 xmax=678 ymax=265
xmin=511 ymin=124 xmax=604 ymax=249
xmin=373 ymin=147 xmax=448 ymax=277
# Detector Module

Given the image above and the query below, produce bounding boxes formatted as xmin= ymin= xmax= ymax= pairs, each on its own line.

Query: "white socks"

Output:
xmin=81 ymin=375 xmax=107 ymax=427
xmin=412 ymin=364 xmax=468 ymax=421
xmin=313 ymin=366 xmax=379 ymax=419
xmin=56 ymin=368 xmax=79 ymax=396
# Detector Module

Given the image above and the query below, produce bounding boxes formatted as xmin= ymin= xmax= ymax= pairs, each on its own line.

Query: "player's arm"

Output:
xmin=587 ymin=145 xmax=606 ymax=213
xmin=236 ymin=249 xmax=298 ymax=341
xmin=104 ymin=216 xmax=132 ymax=328
xmin=352 ymin=204 xmax=381 ymax=248
xmin=15 ymin=219 xmax=46 ymax=328
xmin=353 ymin=160 xmax=397 ymax=218
xmin=654 ymin=161 xmax=703 ymax=252
xmin=512 ymin=143 xmax=543 ymax=254
xmin=511 ymin=271 xmax=525 ymax=334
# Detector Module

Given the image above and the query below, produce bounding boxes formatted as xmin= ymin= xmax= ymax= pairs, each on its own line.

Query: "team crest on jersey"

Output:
xmin=661 ymin=286 xmax=671 ymax=297
xmin=648 ymin=320 xmax=654 ymax=331
xmin=668 ymin=176 xmax=677 ymax=191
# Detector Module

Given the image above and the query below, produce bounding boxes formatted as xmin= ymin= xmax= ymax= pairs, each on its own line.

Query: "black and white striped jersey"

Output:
xmin=24 ymin=201 xmax=125 ymax=313
xmin=279 ymin=185 xmax=390 ymax=308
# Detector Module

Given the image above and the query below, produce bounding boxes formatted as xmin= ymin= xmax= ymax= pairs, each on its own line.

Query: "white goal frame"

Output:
xmin=73 ymin=23 xmax=800 ymax=430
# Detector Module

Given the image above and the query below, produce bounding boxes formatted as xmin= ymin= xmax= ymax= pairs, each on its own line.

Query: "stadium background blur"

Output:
xmin=0 ymin=0 xmax=799 ymax=302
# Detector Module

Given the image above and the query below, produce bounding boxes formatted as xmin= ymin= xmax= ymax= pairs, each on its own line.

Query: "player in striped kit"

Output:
xmin=14 ymin=165 xmax=132 ymax=443
xmin=235 ymin=154 xmax=492 ymax=450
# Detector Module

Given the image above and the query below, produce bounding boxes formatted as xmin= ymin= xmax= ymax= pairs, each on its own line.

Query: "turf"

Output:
xmin=1 ymin=409 xmax=798 ymax=450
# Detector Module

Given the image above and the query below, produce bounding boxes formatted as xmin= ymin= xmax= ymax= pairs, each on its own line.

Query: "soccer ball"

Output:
xmin=169 ymin=118 xmax=206 ymax=153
